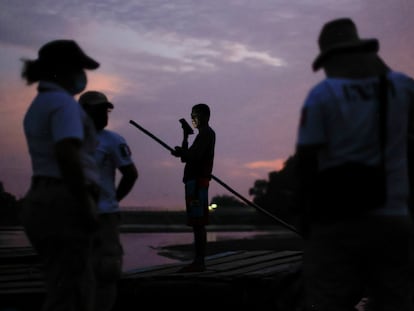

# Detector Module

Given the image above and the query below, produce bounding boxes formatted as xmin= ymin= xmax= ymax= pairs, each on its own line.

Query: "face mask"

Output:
xmin=94 ymin=108 xmax=108 ymax=130
xmin=68 ymin=71 xmax=87 ymax=95
xmin=85 ymin=106 xmax=108 ymax=130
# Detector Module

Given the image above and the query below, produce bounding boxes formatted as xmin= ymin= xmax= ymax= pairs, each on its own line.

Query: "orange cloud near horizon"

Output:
xmin=243 ymin=158 xmax=286 ymax=171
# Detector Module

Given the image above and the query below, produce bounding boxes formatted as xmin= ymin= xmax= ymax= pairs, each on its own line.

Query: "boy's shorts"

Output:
xmin=185 ymin=178 xmax=209 ymax=226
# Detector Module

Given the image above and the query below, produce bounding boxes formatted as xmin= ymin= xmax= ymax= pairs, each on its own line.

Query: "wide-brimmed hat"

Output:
xmin=312 ymin=18 xmax=379 ymax=71
xmin=38 ymin=39 xmax=99 ymax=70
xmin=79 ymin=91 xmax=114 ymax=109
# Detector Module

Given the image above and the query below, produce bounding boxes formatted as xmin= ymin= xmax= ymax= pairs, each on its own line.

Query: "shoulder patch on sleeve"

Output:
xmin=119 ymin=144 xmax=132 ymax=158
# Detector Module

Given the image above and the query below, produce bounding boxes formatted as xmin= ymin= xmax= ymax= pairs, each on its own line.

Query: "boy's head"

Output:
xmin=191 ymin=103 xmax=210 ymax=128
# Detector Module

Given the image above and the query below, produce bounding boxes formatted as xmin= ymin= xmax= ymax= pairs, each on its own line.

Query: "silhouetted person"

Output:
xmin=79 ymin=90 xmax=138 ymax=311
xmin=172 ymin=103 xmax=215 ymax=272
xmin=295 ymin=18 xmax=414 ymax=310
xmin=21 ymin=40 xmax=100 ymax=311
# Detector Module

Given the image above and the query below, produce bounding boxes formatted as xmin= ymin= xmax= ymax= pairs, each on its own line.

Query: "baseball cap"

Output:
xmin=38 ymin=39 xmax=99 ymax=70
xmin=79 ymin=91 xmax=114 ymax=109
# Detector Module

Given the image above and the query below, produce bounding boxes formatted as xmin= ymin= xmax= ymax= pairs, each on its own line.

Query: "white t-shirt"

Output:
xmin=94 ymin=129 xmax=134 ymax=213
xmin=297 ymin=71 xmax=414 ymax=215
xmin=23 ymin=81 xmax=100 ymax=186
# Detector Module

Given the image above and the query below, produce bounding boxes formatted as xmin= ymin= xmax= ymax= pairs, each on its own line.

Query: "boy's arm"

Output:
xmin=116 ymin=163 xmax=138 ymax=202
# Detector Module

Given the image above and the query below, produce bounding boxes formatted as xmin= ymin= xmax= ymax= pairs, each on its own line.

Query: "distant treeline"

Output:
xmin=248 ymin=154 xmax=301 ymax=228
xmin=211 ymin=154 xmax=300 ymax=228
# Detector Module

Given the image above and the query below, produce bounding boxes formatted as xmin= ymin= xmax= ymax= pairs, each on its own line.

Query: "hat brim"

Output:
xmin=102 ymin=102 xmax=114 ymax=109
xmin=80 ymin=55 xmax=100 ymax=69
xmin=312 ymin=39 xmax=379 ymax=71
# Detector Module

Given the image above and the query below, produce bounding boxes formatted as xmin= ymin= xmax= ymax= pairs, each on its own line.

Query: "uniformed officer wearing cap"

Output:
xmin=21 ymin=39 xmax=100 ymax=311
xmin=79 ymin=90 xmax=138 ymax=311
xmin=295 ymin=18 xmax=414 ymax=311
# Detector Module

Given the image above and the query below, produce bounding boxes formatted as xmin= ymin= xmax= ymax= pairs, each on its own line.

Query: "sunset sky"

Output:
xmin=1 ymin=0 xmax=414 ymax=210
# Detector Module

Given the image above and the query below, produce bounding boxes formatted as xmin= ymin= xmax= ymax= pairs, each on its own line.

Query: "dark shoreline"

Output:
xmin=120 ymin=207 xmax=283 ymax=227
xmin=1 ymin=205 xmax=299 ymax=233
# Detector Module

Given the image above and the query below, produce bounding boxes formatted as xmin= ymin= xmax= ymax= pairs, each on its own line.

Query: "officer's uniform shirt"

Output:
xmin=23 ymin=81 xmax=100 ymax=186
xmin=297 ymin=71 xmax=414 ymax=216
xmin=94 ymin=129 xmax=134 ymax=214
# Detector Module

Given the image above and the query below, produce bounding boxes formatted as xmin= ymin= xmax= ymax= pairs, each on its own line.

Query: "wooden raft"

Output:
xmin=0 ymin=248 xmax=304 ymax=310
xmin=117 ymin=249 xmax=303 ymax=310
